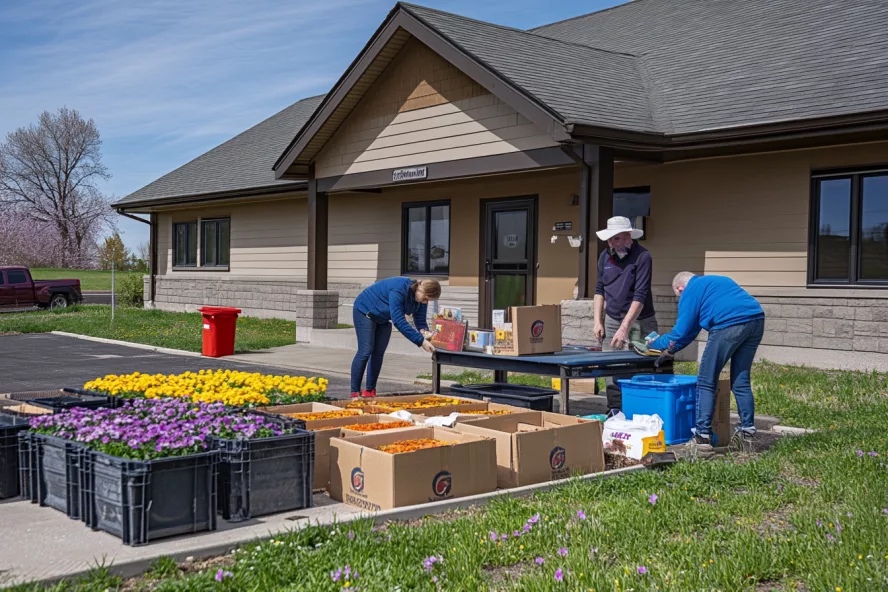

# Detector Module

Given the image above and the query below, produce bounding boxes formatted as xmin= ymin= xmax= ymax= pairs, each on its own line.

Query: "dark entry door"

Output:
xmin=481 ymin=197 xmax=536 ymax=328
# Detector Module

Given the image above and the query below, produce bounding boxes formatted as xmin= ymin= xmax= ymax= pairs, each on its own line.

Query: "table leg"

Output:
xmin=494 ymin=369 xmax=507 ymax=384
xmin=431 ymin=356 xmax=441 ymax=393
xmin=559 ymin=369 xmax=570 ymax=415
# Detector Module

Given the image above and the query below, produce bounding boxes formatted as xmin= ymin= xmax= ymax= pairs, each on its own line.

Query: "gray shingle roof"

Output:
xmin=531 ymin=0 xmax=888 ymax=135
xmin=402 ymin=3 xmax=656 ymax=133
xmin=114 ymin=95 xmax=324 ymax=207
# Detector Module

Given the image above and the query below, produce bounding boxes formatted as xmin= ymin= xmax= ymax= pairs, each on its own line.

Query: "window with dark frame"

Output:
xmin=173 ymin=222 xmax=197 ymax=267
xmin=811 ymin=169 xmax=888 ymax=285
xmin=614 ymin=186 xmax=651 ymax=241
xmin=200 ymin=218 xmax=230 ymax=268
xmin=402 ymin=202 xmax=450 ymax=275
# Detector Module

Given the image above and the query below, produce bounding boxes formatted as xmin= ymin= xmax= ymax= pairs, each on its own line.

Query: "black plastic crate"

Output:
xmin=83 ymin=449 xmax=219 ymax=546
xmin=17 ymin=431 xmax=37 ymax=502
xmin=9 ymin=390 xmax=113 ymax=412
xmin=0 ymin=413 xmax=30 ymax=499
xmin=31 ymin=433 xmax=84 ymax=519
xmin=212 ymin=429 xmax=314 ymax=522
xmin=450 ymin=383 xmax=558 ymax=412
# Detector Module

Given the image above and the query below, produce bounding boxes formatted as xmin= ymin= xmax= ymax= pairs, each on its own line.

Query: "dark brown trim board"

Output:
xmin=113 ymin=183 xmax=307 ymax=212
xmin=307 ymin=166 xmax=329 ymax=291
xmin=317 ymin=147 xmax=575 ymax=193
xmin=149 ymin=213 xmax=158 ymax=302
xmin=273 ymin=6 xmax=569 ymax=179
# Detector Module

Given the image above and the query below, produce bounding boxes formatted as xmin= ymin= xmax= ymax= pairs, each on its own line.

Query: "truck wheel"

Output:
xmin=49 ymin=293 xmax=69 ymax=310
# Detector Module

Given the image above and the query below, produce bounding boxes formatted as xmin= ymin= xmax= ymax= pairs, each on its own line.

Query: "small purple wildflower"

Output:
xmin=215 ymin=569 xmax=233 ymax=582
xmin=576 ymin=510 xmax=587 ymax=520
xmin=528 ymin=513 xmax=540 ymax=524
xmin=348 ymin=530 xmax=355 ymax=540
xmin=826 ymin=533 xmax=836 ymax=542
xmin=489 ymin=531 xmax=497 ymax=541
xmin=331 ymin=568 xmax=342 ymax=582
xmin=868 ymin=451 xmax=879 ymax=457
xmin=836 ymin=521 xmax=843 ymax=533
xmin=558 ymin=547 xmax=568 ymax=557
xmin=555 ymin=568 xmax=564 ymax=582
xmin=649 ymin=493 xmax=658 ymax=505
xmin=637 ymin=566 xmax=648 ymax=575
xmin=344 ymin=565 xmax=351 ymax=579
xmin=883 ymin=508 xmax=888 ymax=515
xmin=513 ymin=530 xmax=522 ymax=538
xmin=501 ymin=534 xmax=508 ymax=541
xmin=431 ymin=576 xmax=438 ymax=583
xmin=422 ymin=556 xmax=442 ymax=571
xmin=535 ymin=557 xmax=545 ymax=566
xmin=816 ymin=519 xmax=823 ymax=527
xmin=857 ymin=450 xmax=864 ymax=457
xmin=522 ymin=524 xmax=532 ymax=533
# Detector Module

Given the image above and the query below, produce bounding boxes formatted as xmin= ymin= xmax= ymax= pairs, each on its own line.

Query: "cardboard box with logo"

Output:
xmin=453 ymin=412 xmax=604 ymax=488
xmin=305 ymin=415 xmax=386 ymax=491
xmin=329 ymin=426 xmax=497 ymax=511
xmin=493 ymin=305 xmax=562 ymax=356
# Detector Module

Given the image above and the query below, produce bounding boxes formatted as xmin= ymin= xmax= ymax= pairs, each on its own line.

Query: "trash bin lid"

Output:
xmin=198 ymin=306 xmax=242 ymax=315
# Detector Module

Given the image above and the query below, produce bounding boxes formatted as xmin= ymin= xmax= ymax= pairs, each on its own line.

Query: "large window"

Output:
xmin=811 ymin=169 xmax=888 ymax=284
xmin=614 ymin=186 xmax=650 ymax=240
xmin=201 ymin=218 xmax=230 ymax=268
xmin=402 ymin=202 xmax=450 ymax=275
xmin=173 ymin=222 xmax=197 ymax=267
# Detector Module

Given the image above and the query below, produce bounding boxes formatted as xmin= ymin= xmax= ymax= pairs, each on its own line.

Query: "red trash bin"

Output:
xmin=198 ymin=306 xmax=242 ymax=357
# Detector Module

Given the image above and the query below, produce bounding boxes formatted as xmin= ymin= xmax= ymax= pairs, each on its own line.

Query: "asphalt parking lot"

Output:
xmin=0 ymin=333 xmax=419 ymax=398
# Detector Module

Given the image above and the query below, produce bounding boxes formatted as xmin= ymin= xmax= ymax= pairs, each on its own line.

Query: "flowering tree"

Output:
xmin=0 ymin=107 xmax=113 ymax=268
xmin=0 ymin=210 xmax=97 ymax=268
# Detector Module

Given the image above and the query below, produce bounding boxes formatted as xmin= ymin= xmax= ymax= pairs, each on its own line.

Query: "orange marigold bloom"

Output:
xmin=343 ymin=420 xmax=415 ymax=432
xmin=288 ymin=410 xmax=359 ymax=420
xmin=377 ymin=439 xmax=457 ymax=453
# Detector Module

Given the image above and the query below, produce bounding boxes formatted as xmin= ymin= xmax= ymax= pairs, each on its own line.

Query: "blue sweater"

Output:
xmin=650 ymin=275 xmax=764 ymax=352
xmin=353 ymin=277 xmax=429 ymax=346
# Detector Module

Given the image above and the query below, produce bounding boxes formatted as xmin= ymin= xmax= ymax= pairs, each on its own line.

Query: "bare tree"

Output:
xmin=135 ymin=241 xmax=150 ymax=262
xmin=0 ymin=108 xmax=114 ymax=267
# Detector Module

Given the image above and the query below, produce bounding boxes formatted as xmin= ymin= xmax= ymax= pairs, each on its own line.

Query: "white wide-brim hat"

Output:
xmin=595 ymin=216 xmax=644 ymax=241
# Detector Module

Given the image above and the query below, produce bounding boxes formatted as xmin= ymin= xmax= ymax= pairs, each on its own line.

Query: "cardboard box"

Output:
xmin=258 ymin=402 xmax=341 ymax=415
xmin=307 ymin=415 xmax=385 ymax=491
xmin=339 ymin=415 xmax=422 ymax=437
xmin=454 ymin=412 xmax=604 ymax=488
xmin=430 ymin=318 xmax=468 ymax=352
xmin=329 ymin=427 xmax=497 ymax=510
xmin=493 ymin=305 xmax=562 ymax=356
xmin=331 ymin=395 xmax=487 ymax=415
xmin=712 ymin=379 xmax=732 ymax=447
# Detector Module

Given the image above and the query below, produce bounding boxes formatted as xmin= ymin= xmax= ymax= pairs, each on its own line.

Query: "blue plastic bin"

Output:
xmin=617 ymin=375 xmax=698 ymax=445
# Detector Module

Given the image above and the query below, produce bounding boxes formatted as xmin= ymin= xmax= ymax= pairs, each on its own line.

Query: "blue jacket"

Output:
xmin=354 ymin=277 xmax=429 ymax=346
xmin=650 ymin=275 xmax=764 ymax=352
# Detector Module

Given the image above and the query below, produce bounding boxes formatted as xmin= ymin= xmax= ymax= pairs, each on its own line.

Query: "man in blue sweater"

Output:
xmin=648 ymin=272 xmax=765 ymax=450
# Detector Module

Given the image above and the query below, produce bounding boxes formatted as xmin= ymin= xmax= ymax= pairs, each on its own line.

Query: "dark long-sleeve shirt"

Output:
xmin=353 ymin=277 xmax=429 ymax=346
xmin=594 ymin=242 xmax=656 ymax=321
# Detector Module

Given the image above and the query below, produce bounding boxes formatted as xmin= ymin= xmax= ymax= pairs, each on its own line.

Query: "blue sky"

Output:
xmin=0 ymin=0 xmax=624 ymax=252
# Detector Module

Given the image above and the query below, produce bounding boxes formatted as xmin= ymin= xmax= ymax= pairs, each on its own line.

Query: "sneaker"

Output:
xmin=350 ymin=391 xmax=361 ymax=398
xmin=361 ymin=389 xmax=377 ymax=398
xmin=675 ymin=434 xmax=714 ymax=460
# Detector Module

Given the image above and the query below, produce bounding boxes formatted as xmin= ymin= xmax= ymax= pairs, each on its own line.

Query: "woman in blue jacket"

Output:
xmin=350 ymin=277 xmax=441 ymax=398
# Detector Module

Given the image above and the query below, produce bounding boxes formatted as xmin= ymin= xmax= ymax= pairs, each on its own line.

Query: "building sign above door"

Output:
xmin=553 ymin=221 xmax=572 ymax=231
xmin=392 ymin=166 xmax=428 ymax=182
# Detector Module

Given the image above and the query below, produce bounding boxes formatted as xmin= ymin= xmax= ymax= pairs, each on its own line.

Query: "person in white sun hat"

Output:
xmin=593 ymin=216 xmax=658 ymax=417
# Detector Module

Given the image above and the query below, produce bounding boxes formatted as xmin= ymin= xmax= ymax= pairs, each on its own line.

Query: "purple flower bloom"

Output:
xmin=576 ymin=510 xmax=587 ymax=520
xmin=558 ymin=547 xmax=568 ymax=557
xmin=501 ymin=534 xmax=508 ymax=541
xmin=836 ymin=521 xmax=843 ymax=533
xmin=826 ymin=533 xmax=836 ymax=542
xmin=649 ymin=493 xmax=658 ymax=505
xmin=528 ymin=513 xmax=540 ymax=524
xmin=637 ymin=566 xmax=648 ymax=575
xmin=868 ymin=452 xmax=879 ymax=457
xmin=215 ymin=569 xmax=232 ymax=582
xmin=431 ymin=576 xmax=438 ymax=583
xmin=331 ymin=568 xmax=342 ymax=582
xmin=489 ymin=531 xmax=497 ymax=541
xmin=816 ymin=519 xmax=823 ymax=527
xmin=555 ymin=568 xmax=564 ymax=582
xmin=422 ymin=556 xmax=442 ymax=571
xmin=535 ymin=557 xmax=544 ymax=566
xmin=513 ymin=530 xmax=522 ymax=537
xmin=522 ymin=524 xmax=532 ymax=533
xmin=348 ymin=531 xmax=355 ymax=540
xmin=857 ymin=450 xmax=864 ymax=457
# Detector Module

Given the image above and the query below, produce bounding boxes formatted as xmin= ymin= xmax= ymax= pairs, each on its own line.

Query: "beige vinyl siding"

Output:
xmin=315 ymin=38 xmax=556 ymax=179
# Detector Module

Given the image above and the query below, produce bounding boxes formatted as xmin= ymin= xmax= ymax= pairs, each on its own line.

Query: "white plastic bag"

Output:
xmin=602 ymin=412 xmax=666 ymax=460
xmin=387 ymin=410 xmax=418 ymax=423
xmin=422 ymin=412 xmax=465 ymax=427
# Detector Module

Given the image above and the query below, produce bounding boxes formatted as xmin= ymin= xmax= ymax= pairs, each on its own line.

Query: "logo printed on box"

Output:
xmin=530 ymin=320 xmax=545 ymax=343
xmin=549 ymin=446 xmax=566 ymax=470
xmin=432 ymin=470 xmax=452 ymax=497
xmin=350 ymin=467 xmax=365 ymax=493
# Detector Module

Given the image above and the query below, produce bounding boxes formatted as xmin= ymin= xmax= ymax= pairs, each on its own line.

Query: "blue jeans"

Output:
xmin=350 ymin=308 xmax=392 ymax=393
xmin=695 ymin=318 xmax=764 ymax=436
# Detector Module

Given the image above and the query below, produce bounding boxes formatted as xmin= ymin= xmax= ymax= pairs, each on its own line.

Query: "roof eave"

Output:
xmin=273 ymin=3 xmax=570 ymax=179
xmin=113 ymin=182 xmax=308 ymax=213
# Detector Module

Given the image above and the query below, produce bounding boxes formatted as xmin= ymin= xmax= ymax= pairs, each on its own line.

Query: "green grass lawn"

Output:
xmin=13 ymin=363 xmax=888 ymax=591
xmin=0 ymin=305 xmax=295 ymax=353
xmin=29 ymin=268 xmax=144 ymax=291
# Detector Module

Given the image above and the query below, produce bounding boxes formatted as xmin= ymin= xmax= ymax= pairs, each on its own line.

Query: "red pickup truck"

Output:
xmin=0 ymin=266 xmax=83 ymax=310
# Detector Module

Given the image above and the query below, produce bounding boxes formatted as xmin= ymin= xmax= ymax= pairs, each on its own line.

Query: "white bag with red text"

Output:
xmin=602 ymin=412 xmax=666 ymax=460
